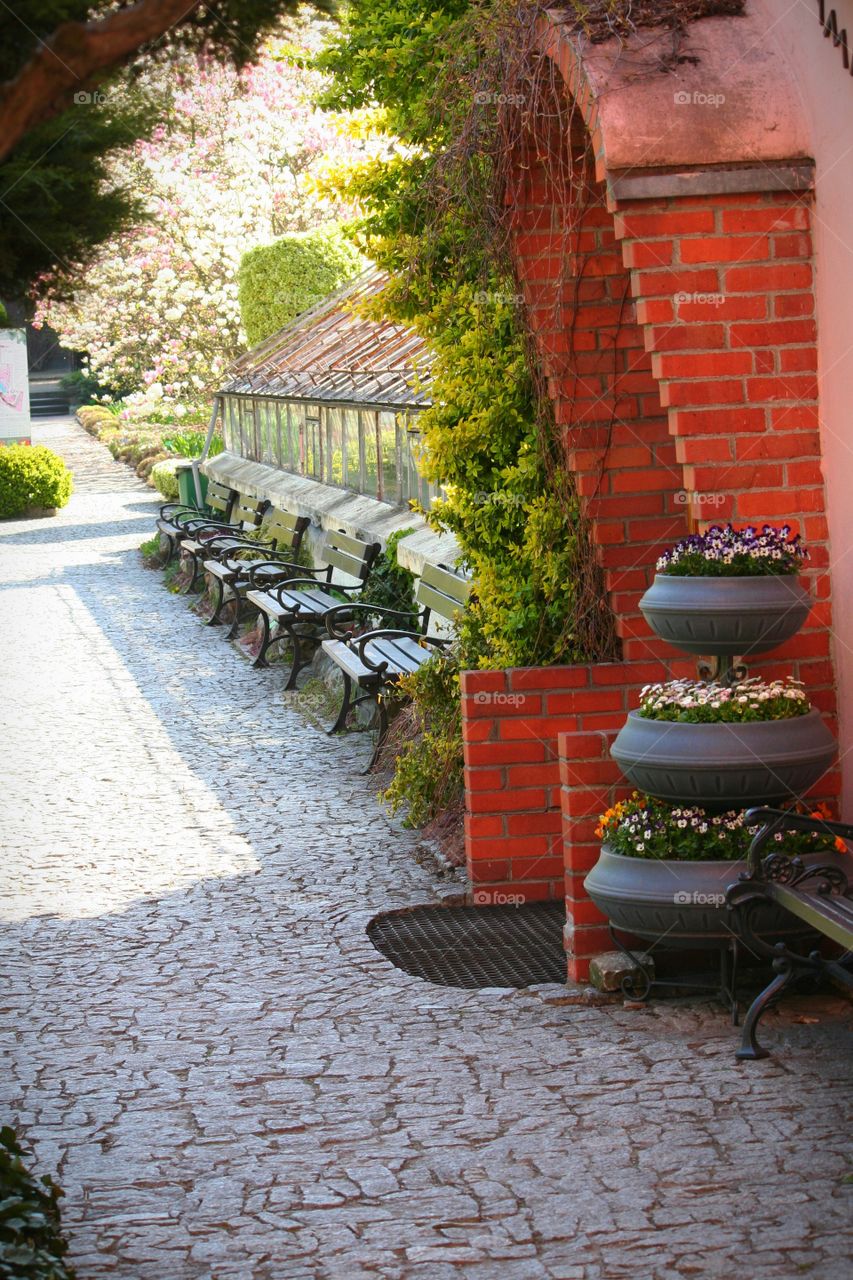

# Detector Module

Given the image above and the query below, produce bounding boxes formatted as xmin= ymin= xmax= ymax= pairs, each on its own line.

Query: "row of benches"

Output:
xmin=156 ymin=482 xmax=470 ymax=767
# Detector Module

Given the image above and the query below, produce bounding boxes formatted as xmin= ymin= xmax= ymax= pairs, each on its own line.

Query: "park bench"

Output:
xmin=177 ymin=492 xmax=268 ymax=593
xmin=245 ymin=529 xmax=380 ymax=687
xmin=155 ymin=479 xmax=237 ymax=562
xmin=321 ymin=563 xmax=471 ymax=769
xmin=727 ymin=807 xmax=853 ymax=1060
xmin=200 ymin=508 xmax=310 ymax=636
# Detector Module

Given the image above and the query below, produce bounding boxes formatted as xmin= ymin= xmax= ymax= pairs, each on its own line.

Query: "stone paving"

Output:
xmin=1 ymin=416 xmax=852 ymax=1280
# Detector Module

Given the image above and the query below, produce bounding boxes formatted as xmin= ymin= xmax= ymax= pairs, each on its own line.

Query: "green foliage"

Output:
xmin=0 ymin=445 xmax=72 ymax=517
xmin=151 ymin=458 xmax=180 ymax=501
xmin=0 ymin=85 xmax=155 ymax=299
xmin=359 ymin=528 xmax=418 ymax=627
xmin=0 ymin=302 xmax=7 ymax=326
xmin=316 ymin=0 xmax=616 ymax=829
xmin=0 ymin=1 xmax=335 ymax=295
xmin=162 ymin=430 xmax=224 ymax=459
xmin=59 ymin=370 xmax=110 ymax=404
xmin=381 ymin=647 xmax=465 ymax=829
xmin=238 ymin=225 xmax=362 ymax=346
xmin=0 ymin=1125 xmax=75 ymax=1280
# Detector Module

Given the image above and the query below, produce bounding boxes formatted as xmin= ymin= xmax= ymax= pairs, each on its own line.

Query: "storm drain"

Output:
xmin=367 ymin=901 xmax=566 ymax=989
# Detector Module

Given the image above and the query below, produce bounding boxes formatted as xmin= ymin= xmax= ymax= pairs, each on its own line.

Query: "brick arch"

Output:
xmin=460 ymin=7 xmax=838 ymax=980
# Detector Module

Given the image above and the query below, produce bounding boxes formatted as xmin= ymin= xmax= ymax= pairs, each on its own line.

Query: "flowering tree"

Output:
xmin=36 ymin=25 xmax=361 ymax=414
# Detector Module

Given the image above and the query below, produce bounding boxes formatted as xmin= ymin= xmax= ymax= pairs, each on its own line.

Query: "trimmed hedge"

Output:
xmin=238 ymin=224 xmax=361 ymax=347
xmin=0 ymin=445 xmax=72 ymax=518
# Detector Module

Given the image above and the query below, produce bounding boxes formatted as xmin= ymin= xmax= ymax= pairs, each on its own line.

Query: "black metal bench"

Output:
xmin=155 ymin=479 xmax=237 ymax=562
xmin=200 ymin=508 xmax=310 ymax=635
xmin=321 ymin=563 xmax=471 ymax=768
xmin=245 ymin=530 xmax=380 ymax=687
xmin=178 ymin=492 xmax=268 ymax=593
xmin=727 ymin=807 xmax=853 ymax=1059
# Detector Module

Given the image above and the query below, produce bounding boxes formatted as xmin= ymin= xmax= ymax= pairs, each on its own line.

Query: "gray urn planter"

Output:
xmin=611 ymin=709 xmax=836 ymax=810
xmin=584 ymin=844 xmax=848 ymax=945
xmin=639 ymin=573 xmax=811 ymax=656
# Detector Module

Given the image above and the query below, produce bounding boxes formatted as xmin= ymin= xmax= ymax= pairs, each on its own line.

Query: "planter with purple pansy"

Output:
xmin=640 ymin=524 xmax=811 ymax=659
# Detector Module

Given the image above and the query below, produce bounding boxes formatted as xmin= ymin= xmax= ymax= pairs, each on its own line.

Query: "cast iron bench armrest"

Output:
xmin=357 ymin=629 xmax=447 ymax=672
xmin=744 ymin=807 xmax=853 ymax=877
xmin=159 ymin=501 xmax=198 ymax=520
xmin=271 ymin=578 xmax=359 ymax=603
xmin=324 ymin=602 xmax=426 ymax=641
xmin=245 ymin=558 xmax=311 ymax=589
xmin=202 ymin=536 xmax=277 ymax=562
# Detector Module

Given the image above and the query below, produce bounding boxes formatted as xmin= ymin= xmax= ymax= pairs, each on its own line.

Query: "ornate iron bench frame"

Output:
xmin=727 ymin=807 xmax=853 ymax=1060
xmin=200 ymin=509 xmax=310 ymax=636
xmin=155 ymin=480 xmax=237 ymax=562
xmin=321 ymin=563 xmax=471 ymax=771
xmin=245 ymin=530 xmax=380 ymax=688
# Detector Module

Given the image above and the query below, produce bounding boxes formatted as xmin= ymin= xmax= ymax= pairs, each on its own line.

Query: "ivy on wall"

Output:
xmin=316 ymin=0 xmax=616 ymax=670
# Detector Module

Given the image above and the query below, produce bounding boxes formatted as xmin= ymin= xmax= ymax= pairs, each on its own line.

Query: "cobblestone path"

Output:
xmin=1 ymin=417 xmax=851 ymax=1280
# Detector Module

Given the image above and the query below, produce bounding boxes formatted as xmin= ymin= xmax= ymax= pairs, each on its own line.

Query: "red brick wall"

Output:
xmin=461 ymin=77 xmax=838 ymax=982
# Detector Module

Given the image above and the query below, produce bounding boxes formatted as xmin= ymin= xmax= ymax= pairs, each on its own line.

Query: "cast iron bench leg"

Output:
xmin=329 ymin=673 xmax=355 ymax=735
xmin=736 ymin=952 xmax=795 ymax=1061
xmin=363 ymin=698 xmax=390 ymax=775
xmin=252 ymin=612 xmax=273 ymax=669
xmin=284 ymin=625 xmax=308 ymax=690
xmin=225 ymin=593 xmax=248 ymax=640
xmin=205 ymin=575 xmax=226 ymax=626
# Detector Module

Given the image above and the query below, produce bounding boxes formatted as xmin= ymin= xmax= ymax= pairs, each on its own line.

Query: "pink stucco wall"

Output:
xmin=764 ymin=0 xmax=853 ymax=816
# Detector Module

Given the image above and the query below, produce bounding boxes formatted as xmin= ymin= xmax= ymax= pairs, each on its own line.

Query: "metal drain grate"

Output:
xmin=367 ymin=901 xmax=567 ymax=989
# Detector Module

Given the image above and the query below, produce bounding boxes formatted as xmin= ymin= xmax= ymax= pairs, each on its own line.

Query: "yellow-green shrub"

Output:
xmin=0 ymin=444 xmax=73 ymax=517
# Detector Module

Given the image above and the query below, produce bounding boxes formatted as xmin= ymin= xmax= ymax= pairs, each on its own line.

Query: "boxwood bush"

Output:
xmin=238 ymin=224 xmax=361 ymax=346
xmin=151 ymin=458 xmax=181 ymax=500
xmin=0 ymin=1126 xmax=75 ymax=1279
xmin=0 ymin=445 xmax=72 ymax=518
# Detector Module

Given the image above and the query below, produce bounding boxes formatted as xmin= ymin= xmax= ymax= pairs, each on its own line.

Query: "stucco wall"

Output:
xmin=765 ymin=0 xmax=853 ymax=816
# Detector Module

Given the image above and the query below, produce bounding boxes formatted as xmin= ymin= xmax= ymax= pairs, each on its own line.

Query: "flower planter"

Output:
xmin=639 ymin=574 xmax=811 ymax=656
xmin=584 ymin=844 xmax=849 ymax=946
xmin=611 ymin=709 xmax=836 ymax=810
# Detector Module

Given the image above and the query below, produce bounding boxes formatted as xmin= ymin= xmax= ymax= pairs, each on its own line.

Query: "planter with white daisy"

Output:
xmin=610 ymin=676 xmax=836 ymax=810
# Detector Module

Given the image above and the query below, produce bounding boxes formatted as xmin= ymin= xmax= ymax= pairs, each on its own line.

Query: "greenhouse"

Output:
xmin=215 ymin=267 xmax=437 ymax=511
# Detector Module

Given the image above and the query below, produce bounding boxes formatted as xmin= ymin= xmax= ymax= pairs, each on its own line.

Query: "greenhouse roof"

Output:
xmin=221 ymin=267 xmax=432 ymax=411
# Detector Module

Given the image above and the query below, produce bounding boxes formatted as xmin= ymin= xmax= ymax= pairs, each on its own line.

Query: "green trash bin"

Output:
xmin=176 ymin=460 xmax=209 ymax=510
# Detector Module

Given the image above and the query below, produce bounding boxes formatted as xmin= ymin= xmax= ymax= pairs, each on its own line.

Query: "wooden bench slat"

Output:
xmin=769 ymin=883 xmax=853 ymax=950
xmin=364 ymin=636 xmax=427 ymax=674
xmin=324 ymin=546 xmax=373 ymax=580
xmin=321 ymin=638 xmax=378 ymax=683
xmin=420 ymin=562 xmax=471 ymax=605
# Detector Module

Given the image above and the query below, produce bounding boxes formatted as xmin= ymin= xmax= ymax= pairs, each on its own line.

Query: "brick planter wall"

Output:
xmin=460 ymin=24 xmax=840 ymax=981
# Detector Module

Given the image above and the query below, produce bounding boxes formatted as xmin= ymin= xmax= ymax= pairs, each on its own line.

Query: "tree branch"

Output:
xmin=0 ymin=0 xmax=205 ymax=162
